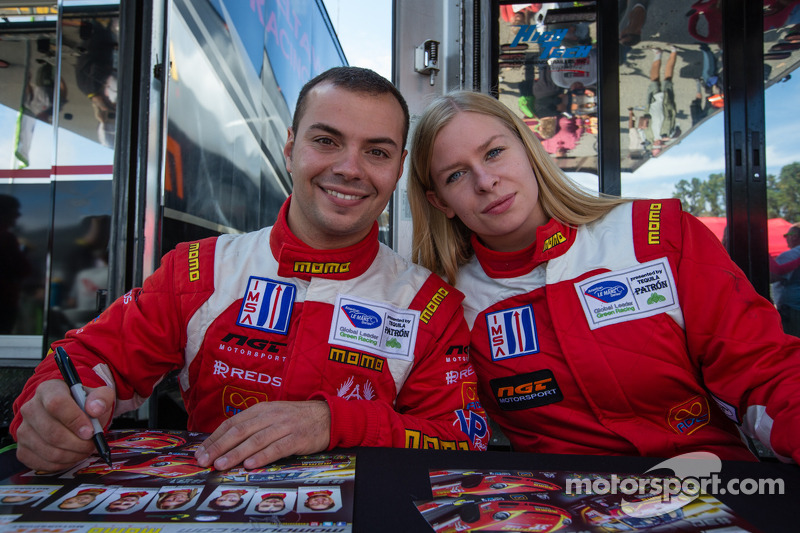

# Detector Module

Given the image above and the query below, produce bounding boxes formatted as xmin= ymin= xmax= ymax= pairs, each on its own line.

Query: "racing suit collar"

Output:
xmin=471 ymin=217 xmax=575 ymax=278
xmin=270 ymin=196 xmax=380 ymax=281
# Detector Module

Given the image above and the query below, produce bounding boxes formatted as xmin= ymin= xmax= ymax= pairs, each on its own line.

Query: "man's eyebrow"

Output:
xmin=307 ymin=122 xmax=399 ymax=149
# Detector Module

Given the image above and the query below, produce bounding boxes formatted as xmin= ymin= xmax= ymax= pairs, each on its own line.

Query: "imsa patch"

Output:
xmin=237 ymin=276 xmax=296 ymax=335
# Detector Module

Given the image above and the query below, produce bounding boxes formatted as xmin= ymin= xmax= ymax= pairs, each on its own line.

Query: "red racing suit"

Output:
xmin=459 ymin=199 xmax=800 ymax=461
xmin=12 ymin=199 xmax=489 ymax=452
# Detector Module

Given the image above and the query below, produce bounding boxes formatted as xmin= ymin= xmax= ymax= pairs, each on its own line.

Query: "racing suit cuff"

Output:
xmin=312 ymin=392 xmax=378 ymax=449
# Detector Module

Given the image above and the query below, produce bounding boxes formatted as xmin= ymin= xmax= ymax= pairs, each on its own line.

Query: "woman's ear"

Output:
xmin=426 ymin=190 xmax=456 ymax=218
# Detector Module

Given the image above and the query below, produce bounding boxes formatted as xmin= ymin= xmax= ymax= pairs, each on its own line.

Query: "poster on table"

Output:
xmin=416 ymin=468 xmax=761 ymax=532
xmin=0 ymin=429 xmax=354 ymax=533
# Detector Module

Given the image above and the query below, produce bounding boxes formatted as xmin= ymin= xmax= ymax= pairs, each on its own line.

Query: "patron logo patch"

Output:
xmin=237 ymin=276 xmax=296 ymax=335
xmin=574 ymin=258 xmax=679 ymax=330
xmin=490 ymin=370 xmax=563 ymax=411
xmin=329 ymin=294 xmax=419 ymax=361
xmin=485 ymin=305 xmax=539 ymax=361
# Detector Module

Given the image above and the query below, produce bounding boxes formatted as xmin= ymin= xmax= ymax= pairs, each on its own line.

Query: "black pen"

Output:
xmin=54 ymin=346 xmax=113 ymax=466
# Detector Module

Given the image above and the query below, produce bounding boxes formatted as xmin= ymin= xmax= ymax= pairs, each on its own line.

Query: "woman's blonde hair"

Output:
xmin=408 ymin=90 xmax=628 ymax=284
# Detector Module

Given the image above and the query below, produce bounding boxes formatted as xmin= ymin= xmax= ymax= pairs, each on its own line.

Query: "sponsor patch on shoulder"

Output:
xmin=237 ymin=276 xmax=296 ymax=335
xmin=574 ymin=257 xmax=679 ymax=330
xmin=485 ymin=305 xmax=539 ymax=361
xmin=328 ymin=294 xmax=419 ymax=361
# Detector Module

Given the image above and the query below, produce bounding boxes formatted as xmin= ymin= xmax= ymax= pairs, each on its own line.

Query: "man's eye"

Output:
xmin=369 ymin=148 xmax=389 ymax=157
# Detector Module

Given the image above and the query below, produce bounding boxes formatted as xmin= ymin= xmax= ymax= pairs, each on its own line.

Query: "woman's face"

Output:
xmin=427 ymin=111 xmax=548 ymax=252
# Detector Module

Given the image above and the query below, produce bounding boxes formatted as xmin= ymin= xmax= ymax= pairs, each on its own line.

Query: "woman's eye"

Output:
xmin=446 ymin=170 xmax=464 ymax=183
xmin=487 ymin=147 xmax=503 ymax=159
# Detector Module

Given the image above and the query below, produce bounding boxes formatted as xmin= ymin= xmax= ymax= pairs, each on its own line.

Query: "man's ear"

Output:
xmin=283 ymin=128 xmax=295 ymax=174
xmin=426 ymin=190 xmax=456 ymax=218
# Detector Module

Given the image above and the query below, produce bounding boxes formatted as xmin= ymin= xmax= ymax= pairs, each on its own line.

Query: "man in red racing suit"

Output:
xmin=12 ymin=197 xmax=488 ymax=464
xmin=12 ymin=67 xmax=489 ymax=472
xmin=460 ymin=199 xmax=800 ymax=462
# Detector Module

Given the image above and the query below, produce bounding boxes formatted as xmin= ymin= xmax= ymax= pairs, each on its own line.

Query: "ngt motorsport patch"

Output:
xmin=328 ymin=294 xmax=419 ymax=361
xmin=490 ymin=370 xmax=563 ymax=411
xmin=574 ymin=257 xmax=679 ymax=330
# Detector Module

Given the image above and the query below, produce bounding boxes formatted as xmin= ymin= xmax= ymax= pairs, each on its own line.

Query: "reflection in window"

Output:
xmin=618 ymin=0 xmax=725 ymax=201
xmin=496 ymin=2 xmax=598 ymax=181
xmin=765 ymin=0 xmax=800 ymax=337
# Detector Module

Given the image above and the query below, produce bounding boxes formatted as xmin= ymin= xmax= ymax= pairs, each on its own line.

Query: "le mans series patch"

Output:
xmin=574 ymin=257 xmax=679 ymax=330
xmin=485 ymin=304 xmax=539 ymax=361
xmin=490 ymin=370 xmax=563 ymax=411
xmin=328 ymin=294 xmax=419 ymax=362
xmin=237 ymin=276 xmax=296 ymax=335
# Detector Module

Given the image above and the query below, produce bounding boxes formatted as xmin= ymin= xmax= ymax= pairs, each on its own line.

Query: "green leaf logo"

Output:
xmin=386 ymin=338 xmax=402 ymax=349
xmin=647 ymin=292 xmax=667 ymax=305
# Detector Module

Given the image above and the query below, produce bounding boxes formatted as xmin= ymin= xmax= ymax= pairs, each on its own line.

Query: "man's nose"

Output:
xmin=332 ymin=147 xmax=363 ymax=179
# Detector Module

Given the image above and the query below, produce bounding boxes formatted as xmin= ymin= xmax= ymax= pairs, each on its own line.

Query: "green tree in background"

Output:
xmin=674 ymin=163 xmax=799 ymax=222
xmin=672 ymin=172 xmax=725 ymax=216
xmin=768 ymin=162 xmax=800 ymax=222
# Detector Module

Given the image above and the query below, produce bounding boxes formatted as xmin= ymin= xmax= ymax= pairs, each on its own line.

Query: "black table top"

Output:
xmin=2 ymin=445 xmax=797 ymax=532
xmin=352 ymin=447 xmax=800 ymax=533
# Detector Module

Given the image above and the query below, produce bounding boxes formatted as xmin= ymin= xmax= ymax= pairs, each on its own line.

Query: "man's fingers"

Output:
xmin=15 ymin=379 xmax=112 ymax=472
xmin=15 ymin=419 xmax=94 ymax=472
xmin=195 ymin=401 xmax=331 ymax=470
xmin=37 ymin=381 xmax=97 ymax=440
xmin=83 ymin=386 xmax=115 ymax=424
xmin=196 ymin=412 xmax=263 ymax=468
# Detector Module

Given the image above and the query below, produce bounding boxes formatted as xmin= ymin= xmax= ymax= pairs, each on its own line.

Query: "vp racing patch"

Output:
xmin=490 ymin=370 xmax=563 ymax=411
xmin=574 ymin=257 xmax=679 ymax=330
xmin=237 ymin=276 xmax=296 ymax=335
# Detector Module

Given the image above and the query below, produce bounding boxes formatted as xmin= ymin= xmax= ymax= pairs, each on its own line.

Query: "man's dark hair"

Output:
xmin=292 ymin=66 xmax=410 ymax=149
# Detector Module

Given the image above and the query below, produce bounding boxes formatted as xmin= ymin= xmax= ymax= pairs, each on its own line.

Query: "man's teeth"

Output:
xmin=326 ymin=189 xmax=361 ymax=200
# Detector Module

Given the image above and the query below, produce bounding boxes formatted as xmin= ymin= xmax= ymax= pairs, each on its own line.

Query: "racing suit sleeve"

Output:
xmin=11 ymin=243 xmax=211 ymax=439
xmin=672 ymin=207 xmax=800 ymax=463
xmin=316 ymin=276 xmax=490 ymax=451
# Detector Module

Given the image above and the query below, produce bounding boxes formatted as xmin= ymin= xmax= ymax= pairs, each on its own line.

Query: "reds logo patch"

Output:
xmin=668 ymin=395 xmax=710 ymax=435
xmin=237 ymin=276 xmax=296 ymax=335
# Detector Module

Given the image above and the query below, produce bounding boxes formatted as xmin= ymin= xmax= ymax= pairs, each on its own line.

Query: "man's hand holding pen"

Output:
xmin=15 ymin=379 xmax=115 ymax=473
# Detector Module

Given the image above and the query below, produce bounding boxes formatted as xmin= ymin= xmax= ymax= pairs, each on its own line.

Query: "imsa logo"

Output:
xmin=237 ymin=276 xmax=296 ymax=335
xmin=485 ymin=305 xmax=539 ymax=361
